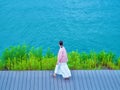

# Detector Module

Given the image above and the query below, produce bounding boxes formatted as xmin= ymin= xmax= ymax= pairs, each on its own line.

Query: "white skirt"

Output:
xmin=54 ymin=63 xmax=71 ymax=78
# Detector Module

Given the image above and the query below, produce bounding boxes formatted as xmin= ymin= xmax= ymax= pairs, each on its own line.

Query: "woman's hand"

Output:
xmin=56 ymin=62 xmax=59 ymax=65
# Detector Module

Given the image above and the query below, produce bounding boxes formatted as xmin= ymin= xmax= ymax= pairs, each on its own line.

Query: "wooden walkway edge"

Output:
xmin=0 ymin=70 xmax=120 ymax=90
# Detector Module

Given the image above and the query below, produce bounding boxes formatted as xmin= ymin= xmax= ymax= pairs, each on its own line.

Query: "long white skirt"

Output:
xmin=54 ymin=63 xmax=71 ymax=78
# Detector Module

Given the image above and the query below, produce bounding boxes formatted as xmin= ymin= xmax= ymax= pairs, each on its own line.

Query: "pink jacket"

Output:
xmin=57 ymin=47 xmax=68 ymax=63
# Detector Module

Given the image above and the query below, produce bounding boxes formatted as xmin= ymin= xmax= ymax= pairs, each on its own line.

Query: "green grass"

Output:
xmin=0 ymin=45 xmax=120 ymax=70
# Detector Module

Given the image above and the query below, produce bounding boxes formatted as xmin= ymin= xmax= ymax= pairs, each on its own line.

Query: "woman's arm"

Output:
xmin=57 ymin=50 xmax=64 ymax=64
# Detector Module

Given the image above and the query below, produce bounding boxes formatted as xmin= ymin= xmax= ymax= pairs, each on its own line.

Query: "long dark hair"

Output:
xmin=59 ymin=40 xmax=63 ymax=47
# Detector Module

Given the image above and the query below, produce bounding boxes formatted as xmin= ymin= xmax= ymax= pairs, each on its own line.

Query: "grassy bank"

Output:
xmin=0 ymin=45 xmax=120 ymax=70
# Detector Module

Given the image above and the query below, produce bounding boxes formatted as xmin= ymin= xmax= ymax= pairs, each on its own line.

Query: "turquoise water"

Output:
xmin=0 ymin=0 xmax=120 ymax=55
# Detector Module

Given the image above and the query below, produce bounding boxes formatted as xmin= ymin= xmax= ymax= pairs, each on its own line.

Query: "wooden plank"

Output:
xmin=17 ymin=71 xmax=24 ymax=90
xmin=72 ymin=70 xmax=80 ymax=90
xmin=0 ymin=71 xmax=2 ymax=76
xmin=4 ymin=72 xmax=9 ymax=90
xmin=0 ymin=71 xmax=5 ymax=90
xmin=96 ymin=70 xmax=107 ymax=90
xmin=91 ymin=70 xmax=101 ymax=90
xmin=22 ymin=71 xmax=27 ymax=90
xmin=1 ymin=71 xmax=8 ymax=90
xmin=0 ymin=71 xmax=3 ymax=87
xmin=114 ymin=70 xmax=120 ymax=87
xmin=43 ymin=70 xmax=45 ymax=90
xmin=60 ymin=77 xmax=64 ymax=90
xmin=67 ymin=70 xmax=74 ymax=90
xmin=17 ymin=71 xmax=23 ymax=90
xmin=14 ymin=71 xmax=23 ymax=90
xmin=12 ymin=71 xmax=19 ymax=90
xmin=29 ymin=71 xmax=35 ymax=90
xmin=38 ymin=71 xmax=43 ymax=90
xmin=44 ymin=70 xmax=51 ymax=90
xmin=53 ymin=72 xmax=59 ymax=90
xmin=80 ymin=70 xmax=86 ymax=90
xmin=71 ymin=70 xmax=76 ymax=90
xmin=9 ymin=71 xmax=16 ymax=90
xmin=56 ymin=73 xmax=63 ymax=90
xmin=34 ymin=71 xmax=39 ymax=90
xmin=106 ymin=70 xmax=116 ymax=90
xmin=45 ymin=70 xmax=52 ymax=90
xmin=102 ymin=70 xmax=113 ymax=90
xmin=49 ymin=71 xmax=55 ymax=90
xmin=87 ymin=70 xmax=97 ymax=90
xmin=64 ymin=74 xmax=71 ymax=90
xmin=26 ymin=71 xmax=31 ymax=90
xmin=82 ymin=70 xmax=91 ymax=90
xmin=108 ymin=70 xmax=119 ymax=90
xmin=5 ymin=71 xmax=13 ymax=90
xmin=99 ymin=70 xmax=111 ymax=90
xmin=77 ymin=70 xmax=84 ymax=90
xmin=115 ymin=70 xmax=120 ymax=86
xmin=98 ymin=70 xmax=108 ymax=90
xmin=90 ymin=70 xmax=99 ymax=90
xmin=42 ymin=70 xmax=46 ymax=90
xmin=84 ymin=70 xmax=93 ymax=90
xmin=61 ymin=73 xmax=66 ymax=90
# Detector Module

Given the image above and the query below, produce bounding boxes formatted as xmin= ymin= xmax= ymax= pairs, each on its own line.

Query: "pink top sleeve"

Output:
xmin=57 ymin=47 xmax=68 ymax=63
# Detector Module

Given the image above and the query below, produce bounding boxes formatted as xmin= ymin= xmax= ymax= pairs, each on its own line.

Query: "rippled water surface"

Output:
xmin=0 ymin=0 xmax=120 ymax=55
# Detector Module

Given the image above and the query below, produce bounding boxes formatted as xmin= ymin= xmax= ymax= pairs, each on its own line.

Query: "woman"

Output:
xmin=53 ymin=40 xmax=71 ymax=79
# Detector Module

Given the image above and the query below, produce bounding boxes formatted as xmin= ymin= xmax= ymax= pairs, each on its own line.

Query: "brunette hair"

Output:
xmin=59 ymin=40 xmax=63 ymax=46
